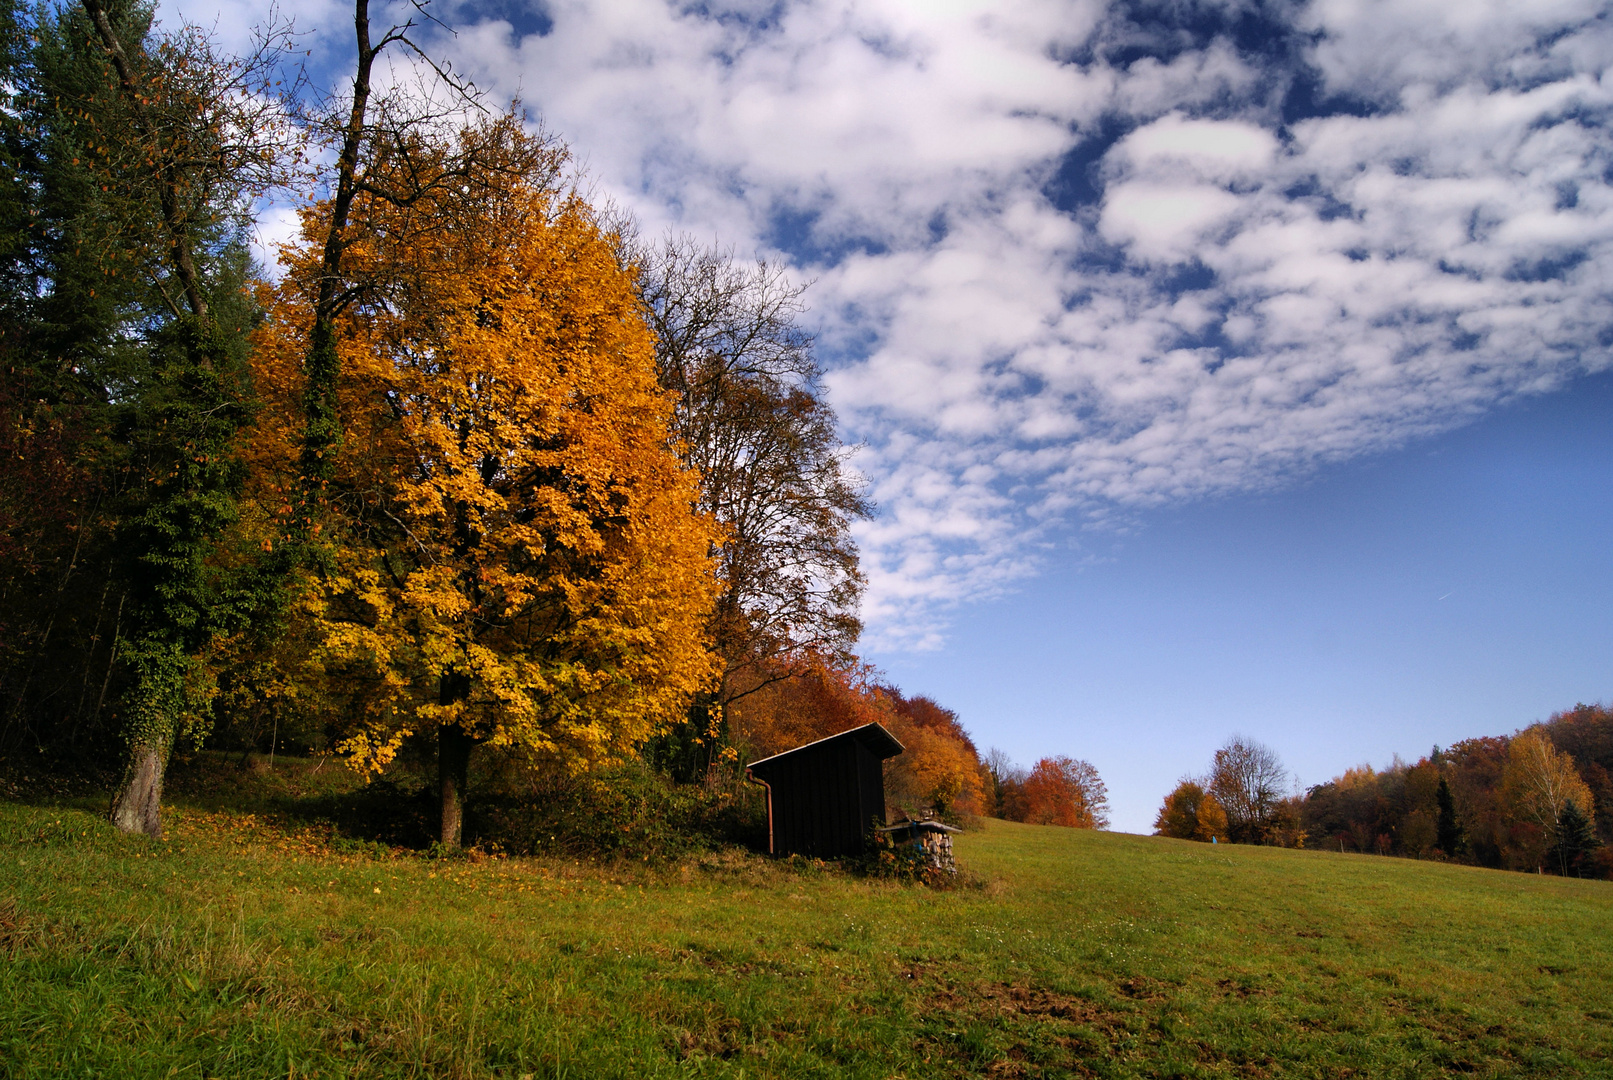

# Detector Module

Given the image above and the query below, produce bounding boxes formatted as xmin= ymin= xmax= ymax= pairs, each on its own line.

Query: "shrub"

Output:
xmin=468 ymin=760 xmax=767 ymax=861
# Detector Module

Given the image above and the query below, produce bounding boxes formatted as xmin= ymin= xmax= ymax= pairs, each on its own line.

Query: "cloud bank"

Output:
xmin=176 ymin=0 xmax=1613 ymax=648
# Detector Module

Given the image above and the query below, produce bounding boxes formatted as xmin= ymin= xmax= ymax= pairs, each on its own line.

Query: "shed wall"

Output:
xmin=754 ymin=740 xmax=887 ymax=857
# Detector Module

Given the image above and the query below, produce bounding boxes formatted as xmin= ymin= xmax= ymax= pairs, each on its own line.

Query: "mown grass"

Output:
xmin=2 ymin=761 xmax=1611 ymax=1078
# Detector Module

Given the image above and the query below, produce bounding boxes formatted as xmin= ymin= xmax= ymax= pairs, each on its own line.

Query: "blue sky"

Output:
xmin=172 ymin=0 xmax=1613 ymax=829
xmin=868 ymin=369 xmax=1613 ymax=830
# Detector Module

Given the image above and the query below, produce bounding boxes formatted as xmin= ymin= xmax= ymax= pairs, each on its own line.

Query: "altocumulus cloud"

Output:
xmin=176 ymin=0 xmax=1613 ymax=649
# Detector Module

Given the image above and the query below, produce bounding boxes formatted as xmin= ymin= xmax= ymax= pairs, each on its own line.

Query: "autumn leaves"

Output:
xmin=257 ymin=123 xmax=720 ymax=809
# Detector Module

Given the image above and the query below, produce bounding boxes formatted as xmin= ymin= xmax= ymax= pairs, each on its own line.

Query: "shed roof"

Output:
xmin=746 ymin=722 xmax=904 ymax=773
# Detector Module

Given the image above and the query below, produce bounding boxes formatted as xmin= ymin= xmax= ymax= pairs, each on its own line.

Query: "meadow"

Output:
xmin=2 ymin=759 xmax=1611 ymax=1079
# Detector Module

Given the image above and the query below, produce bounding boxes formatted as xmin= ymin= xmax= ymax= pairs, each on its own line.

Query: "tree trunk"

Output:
xmin=439 ymin=723 xmax=472 ymax=848
xmin=110 ymin=737 xmax=168 ymax=837
xmin=438 ymin=669 xmax=473 ymax=847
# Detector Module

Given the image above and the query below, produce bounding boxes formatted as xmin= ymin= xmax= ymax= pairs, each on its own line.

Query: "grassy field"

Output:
xmin=2 ymin=762 xmax=1611 ymax=1078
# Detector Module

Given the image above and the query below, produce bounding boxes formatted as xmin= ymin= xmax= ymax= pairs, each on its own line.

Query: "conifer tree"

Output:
xmin=80 ymin=0 xmax=285 ymax=833
xmin=1553 ymin=799 xmax=1599 ymax=877
xmin=1435 ymin=776 xmax=1465 ymax=857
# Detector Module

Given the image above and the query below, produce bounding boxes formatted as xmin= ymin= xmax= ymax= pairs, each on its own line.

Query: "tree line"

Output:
xmin=0 ymin=0 xmax=1107 ymax=847
xmin=1155 ymin=710 xmax=1609 ymax=878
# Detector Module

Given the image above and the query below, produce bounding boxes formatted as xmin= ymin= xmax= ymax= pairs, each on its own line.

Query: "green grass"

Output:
xmin=2 ymin=767 xmax=1612 ymax=1078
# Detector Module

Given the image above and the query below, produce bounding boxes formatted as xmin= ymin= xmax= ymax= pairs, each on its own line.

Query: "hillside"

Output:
xmin=3 ymin=786 xmax=1611 ymax=1078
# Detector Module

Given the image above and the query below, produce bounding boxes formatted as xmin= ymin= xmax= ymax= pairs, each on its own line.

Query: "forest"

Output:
xmin=0 ymin=0 xmax=1111 ymax=852
xmin=1155 ymin=707 xmax=1611 ymax=879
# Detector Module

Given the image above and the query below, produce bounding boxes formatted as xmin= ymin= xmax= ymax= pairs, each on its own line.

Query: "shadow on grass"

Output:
xmin=1 ymin=750 xmax=439 ymax=848
xmin=165 ymin=751 xmax=769 ymax=861
xmin=2 ymin=751 xmax=925 ymax=879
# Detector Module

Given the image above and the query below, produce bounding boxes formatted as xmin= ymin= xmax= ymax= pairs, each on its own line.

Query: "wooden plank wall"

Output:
xmin=751 ymin=730 xmax=894 ymax=858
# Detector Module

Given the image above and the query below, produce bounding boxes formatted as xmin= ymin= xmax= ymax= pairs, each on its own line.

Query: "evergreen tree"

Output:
xmin=1435 ymin=776 xmax=1465 ymax=857
xmin=1553 ymin=799 xmax=1599 ymax=877
xmin=0 ymin=0 xmax=290 ymax=832
xmin=1 ymin=1 xmax=179 ymax=760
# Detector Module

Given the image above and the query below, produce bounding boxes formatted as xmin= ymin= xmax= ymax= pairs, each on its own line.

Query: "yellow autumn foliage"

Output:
xmin=251 ymin=119 xmax=720 ymax=774
xmin=1501 ymin=729 xmax=1595 ymax=834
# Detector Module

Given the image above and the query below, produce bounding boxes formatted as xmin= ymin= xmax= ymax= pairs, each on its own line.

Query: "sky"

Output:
xmin=169 ymin=0 xmax=1613 ymax=831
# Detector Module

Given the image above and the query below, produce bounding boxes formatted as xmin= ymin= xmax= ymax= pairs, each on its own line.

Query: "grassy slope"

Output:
xmin=2 ymin=774 xmax=1611 ymax=1079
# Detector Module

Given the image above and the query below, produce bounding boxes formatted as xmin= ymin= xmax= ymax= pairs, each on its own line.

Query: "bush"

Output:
xmin=164 ymin=750 xmax=768 ymax=860
xmin=468 ymin=760 xmax=767 ymax=861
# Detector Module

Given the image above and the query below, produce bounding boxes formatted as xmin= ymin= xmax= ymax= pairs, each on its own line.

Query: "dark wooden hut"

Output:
xmin=745 ymin=723 xmax=904 ymax=857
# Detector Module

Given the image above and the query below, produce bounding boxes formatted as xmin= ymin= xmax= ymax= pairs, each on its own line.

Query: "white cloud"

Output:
xmin=166 ymin=0 xmax=1613 ymax=650
xmin=1301 ymin=0 xmax=1606 ymax=100
xmin=1099 ymin=182 xmax=1245 ymax=262
xmin=1110 ymin=114 xmax=1278 ymax=181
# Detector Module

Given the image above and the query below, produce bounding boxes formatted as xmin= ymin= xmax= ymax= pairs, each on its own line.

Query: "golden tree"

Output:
xmin=254 ymin=119 xmax=720 ymax=844
xmin=1196 ymin=791 xmax=1230 ymax=842
xmin=1501 ymin=729 xmax=1594 ymax=865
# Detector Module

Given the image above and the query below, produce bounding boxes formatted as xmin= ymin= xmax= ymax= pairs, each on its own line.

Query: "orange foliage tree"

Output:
xmin=882 ymin=691 xmax=987 ymax=814
xmin=252 ymin=119 xmax=720 ymax=844
xmin=1154 ymin=779 xmax=1227 ymax=841
xmin=730 ymin=652 xmax=986 ymax=816
xmin=1298 ymin=708 xmax=1613 ymax=875
xmin=1021 ymin=756 xmax=1109 ymax=829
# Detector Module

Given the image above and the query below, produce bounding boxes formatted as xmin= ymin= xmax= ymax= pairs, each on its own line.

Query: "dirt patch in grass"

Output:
xmin=1116 ymin=975 xmax=1170 ymax=1001
xmin=668 ymin=1017 xmax=768 ymax=1062
xmin=1216 ymin=976 xmax=1271 ymax=999
xmin=969 ymin=982 xmax=1124 ymax=1024
xmin=898 ymin=974 xmax=1136 ymax=1078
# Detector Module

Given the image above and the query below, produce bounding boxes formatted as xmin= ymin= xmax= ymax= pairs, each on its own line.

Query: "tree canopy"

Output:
xmin=253 ymin=119 xmax=721 ymax=843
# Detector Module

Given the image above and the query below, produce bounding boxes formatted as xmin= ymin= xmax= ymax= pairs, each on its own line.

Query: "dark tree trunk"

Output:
xmin=438 ymin=670 xmax=473 ymax=847
xmin=298 ymin=0 xmax=379 ymax=529
xmin=110 ymin=737 xmax=167 ymax=837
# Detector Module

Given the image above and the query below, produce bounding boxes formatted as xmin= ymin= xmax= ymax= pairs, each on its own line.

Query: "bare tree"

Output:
xmin=984 ymin=747 xmax=1024 ymax=818
xmin=632 ymin=235 xmax=871 ymax=759
xmin=78 ymin=0 xmax=295 ymax=319
xmin=1209 ymin=735 xmax=1287 ymax=843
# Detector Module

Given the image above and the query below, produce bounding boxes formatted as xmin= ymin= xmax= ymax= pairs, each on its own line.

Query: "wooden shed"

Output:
xmin=745 ymin=723 xmax=904 ymax=857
